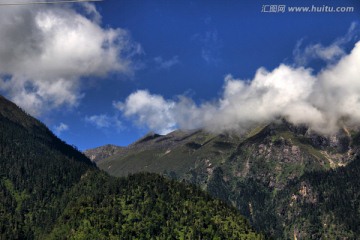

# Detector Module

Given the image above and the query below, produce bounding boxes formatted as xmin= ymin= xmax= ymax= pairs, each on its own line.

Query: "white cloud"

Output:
xmin=0 ymin=2 xmax=141 ymax=116
xmin=154 ymin=56 xmax=180 ymax=69
xmin=293 ymin=41 xmax=345 ymax=66
xmin=201 ymin=30 xmax=222 ymax=64
xmin=114 ymin=90 xmax=176 ymax=134
xmin=293 ymin=23 xmax=359 ymax=66
xmin=85 ymin=114 xmax=112 ymax=128
xmin=54 ymin=122 xmax=69 ymax=136
xmin=85 ymin=114 xmax=123 ymax=131
xmin=192 ymin=29 xmax=222 ymax=65
xmin=117 ymin=40 xmax=360 ymax=135
xmin=81 ymin=2 xmax=102 ymax=23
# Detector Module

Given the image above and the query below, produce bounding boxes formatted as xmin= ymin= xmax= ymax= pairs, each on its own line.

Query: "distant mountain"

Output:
xmin=84 ymin=144 xmax=125 ymax=163
xmin=91 ymin=121 xmax=360 ymax=239
xmin=0 ymin=95 xmax=261 ymax=239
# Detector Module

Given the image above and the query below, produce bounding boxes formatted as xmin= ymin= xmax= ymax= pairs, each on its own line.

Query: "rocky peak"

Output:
xmin=84 ymin=144 xmax=125 ymax=163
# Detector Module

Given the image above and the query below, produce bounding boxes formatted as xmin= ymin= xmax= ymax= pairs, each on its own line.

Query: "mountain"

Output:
xmin=0 ymin=95 xmax=262 ymax=239
xmin=84 ymin=144 xmax=125 ymax=163
xmin=89 ymin=121 xmax=360 ymax=239
xmin=0 ymin=95 xmax=95 ymax=239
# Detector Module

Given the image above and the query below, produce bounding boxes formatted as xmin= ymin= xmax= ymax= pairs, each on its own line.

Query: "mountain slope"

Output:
xmin=274 ymin=154 xmax=360 ymax=239
xmin=48 ymin=171 xmax=263 ymax=239
xmin=96 ymin=129 xmax=245 ymax=177
xmin=0 ymin=96 xmax=95 ymax=239
xmin=84 ymin=144 xmax=125 ymax=163
xmin=0 ymin=95 xmax=261 ymax=239
xmin=91 ymin=121 xmax=360 ymax=238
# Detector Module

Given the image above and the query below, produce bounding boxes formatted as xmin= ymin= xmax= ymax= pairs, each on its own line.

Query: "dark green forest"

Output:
xmin=0 ymin=95 xmax=262 ymax=239
xmin=0 ymin=96 xmax=95 ymax=239
xmin=48 ymin=172 xmax=262 ymax=239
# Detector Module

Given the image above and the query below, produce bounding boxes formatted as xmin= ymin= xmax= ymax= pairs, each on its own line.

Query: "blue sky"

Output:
xmin=0 ymin=0 xmax=360 ymax=150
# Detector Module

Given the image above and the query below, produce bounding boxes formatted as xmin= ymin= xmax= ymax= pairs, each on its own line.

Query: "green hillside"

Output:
xmin=0 ymin=96 xmax=95 ymax=239
xmin=0 ymin=95 xmax=261 ymax=239
xmin=48 ymin=171 xmax=262 ymax=239
xmin=93 ymin=121 xmax=360 ymax=239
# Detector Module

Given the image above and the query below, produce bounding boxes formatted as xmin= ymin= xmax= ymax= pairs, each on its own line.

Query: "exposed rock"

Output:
xmin=84 ymin=144 xmax=125 ymax=163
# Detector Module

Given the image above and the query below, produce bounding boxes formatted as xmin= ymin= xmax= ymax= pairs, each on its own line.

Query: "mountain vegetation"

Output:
xmin=0 ymin=95 xmax=262 ymax=239
xmin=48 ymin=172 xmax=262 ymax=240
xmin=0 ymin=96 xmax=95 ymax=239
xmin=91 ymin=121 xmax=360 ymax=239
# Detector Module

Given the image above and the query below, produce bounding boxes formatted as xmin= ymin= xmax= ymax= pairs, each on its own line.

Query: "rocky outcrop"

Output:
xmin=84 ymin=144 xmax=125 ymax=163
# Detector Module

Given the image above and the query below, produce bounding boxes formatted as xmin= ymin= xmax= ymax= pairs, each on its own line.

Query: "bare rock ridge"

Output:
xmin=84 ymin=144 xmax=125 ymax=163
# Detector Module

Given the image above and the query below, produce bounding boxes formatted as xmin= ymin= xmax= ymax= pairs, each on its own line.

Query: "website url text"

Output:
xmin=261 ymin=5 xmax=355 ymax=13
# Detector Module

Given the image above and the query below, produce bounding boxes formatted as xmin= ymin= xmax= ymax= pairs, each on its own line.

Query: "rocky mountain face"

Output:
xmin=0 ymin=95 xmax=261 ymax=239
xmin=89 ymin=121 xmax=360 ymax=239
xmin=84 ymin=144 xmax=125 ymax=163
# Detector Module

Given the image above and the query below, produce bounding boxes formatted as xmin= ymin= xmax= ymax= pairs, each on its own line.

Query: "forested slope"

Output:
xmin=0 ymin=95 xmax=261 ymax=239
xmin=48 ymin=171 xmax=262 ymax=239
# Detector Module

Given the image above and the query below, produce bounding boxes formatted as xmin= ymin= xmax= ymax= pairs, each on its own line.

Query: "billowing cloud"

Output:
xmin=114 ymin=90 xmax=176 ymax=134
xmin=0 ymin=2 xmax=141 ymax=116
xmin=118 ymin=40 xmax=360 ymax=135
xmin=54 ymin=122 xmax=69 ymax=136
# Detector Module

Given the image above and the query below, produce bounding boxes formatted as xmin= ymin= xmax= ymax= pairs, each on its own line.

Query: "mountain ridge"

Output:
xmin=87 ymin=120 xmax=360 ymax=238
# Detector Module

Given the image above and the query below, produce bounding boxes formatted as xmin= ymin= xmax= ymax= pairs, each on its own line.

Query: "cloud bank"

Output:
xmin=117 ymin=40 xmax=360 ymax=135
xmin=0 ymin=2 xmax=140 ymax=116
